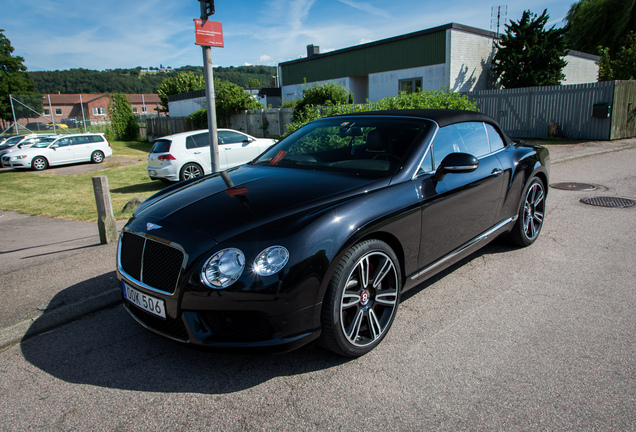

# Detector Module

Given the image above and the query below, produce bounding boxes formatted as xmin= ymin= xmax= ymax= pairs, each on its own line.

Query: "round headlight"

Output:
xmin=253 ymin=246 xmax=289 ymax=276
xmin=201 ymin=248 xmax=245 ymax=289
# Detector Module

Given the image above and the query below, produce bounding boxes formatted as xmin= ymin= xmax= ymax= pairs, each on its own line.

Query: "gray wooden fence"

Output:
xmin=468 ymin=80 xmax=636 ymax=140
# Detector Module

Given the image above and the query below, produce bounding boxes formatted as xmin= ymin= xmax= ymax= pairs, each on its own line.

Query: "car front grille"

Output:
xmin=119 ymin=232 xmax=184 ymax=294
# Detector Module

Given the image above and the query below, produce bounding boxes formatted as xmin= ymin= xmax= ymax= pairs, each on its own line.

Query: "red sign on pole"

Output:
xmin=194 ymin=19 xmax=224 ymax=47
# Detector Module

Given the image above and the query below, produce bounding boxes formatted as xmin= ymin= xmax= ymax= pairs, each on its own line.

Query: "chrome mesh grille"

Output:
xmin=120 ymin=232 xmax=184 ymax=294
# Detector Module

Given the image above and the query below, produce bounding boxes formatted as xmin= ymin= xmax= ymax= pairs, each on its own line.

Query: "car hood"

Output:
xmin=129 ymin=165 xmax=389 ymax=244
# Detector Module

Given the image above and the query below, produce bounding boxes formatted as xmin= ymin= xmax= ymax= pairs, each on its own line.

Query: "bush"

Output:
xmin=285 ymin=89 xmax=477 ymax=133
xmin=292 ymin=82 xmax=353 ymax=121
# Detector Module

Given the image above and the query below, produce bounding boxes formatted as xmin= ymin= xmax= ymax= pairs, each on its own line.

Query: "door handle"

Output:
xmin=491 ymin=168 xmax=503 ymax=176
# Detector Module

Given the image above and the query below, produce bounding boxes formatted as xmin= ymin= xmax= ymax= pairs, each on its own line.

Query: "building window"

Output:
xmin=92 ymin=107 xmax=106 ymax=116
xmin=142 ymin=106 xmax=147 ymax=112
xmin=399 ymin=78 xmax=422 ymax=94
xmin=43 ymin=109 xmax=50 ymax=116
xmin=132 ymin=107 xmax=138 ymax=113
xmin=55 ymin=108 xmax=62 ymax=116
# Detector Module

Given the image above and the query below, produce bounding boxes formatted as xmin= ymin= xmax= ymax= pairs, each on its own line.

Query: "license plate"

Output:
xmin=123 ymin=282 xmax=166 ymax=319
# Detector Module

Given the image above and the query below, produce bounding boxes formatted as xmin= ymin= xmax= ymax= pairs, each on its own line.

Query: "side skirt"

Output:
xmin=404 ymin=216 xmax=517 ymax=291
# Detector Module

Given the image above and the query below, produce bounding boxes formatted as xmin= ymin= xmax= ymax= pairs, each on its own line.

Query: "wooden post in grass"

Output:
xmin=92 ymin=176 xmax=117 ymax=244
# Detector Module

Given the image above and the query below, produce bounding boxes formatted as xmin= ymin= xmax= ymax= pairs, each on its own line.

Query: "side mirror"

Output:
xmin=434 ymin=152 xmax=479 ymax=181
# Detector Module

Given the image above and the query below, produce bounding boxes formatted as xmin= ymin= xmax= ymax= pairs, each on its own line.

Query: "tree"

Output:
xmin=564 ymin=0 xmax=635 ymax=54
xmin=185 ymin=79 xmax=264 ymax=128
xmin=491 ymin=10 xmax=568 ymax=89
xmin=597 ymin=32 xmax=636 ymax=80
xmin=157 ymin=71 xmax=205 ymax=112
xmin=215 ymin=79 xmax=264 ymax=126
xmin=0 ymin=29 xmax=41 ymax=123
xmin=109 ymin=93 xmax=139 ymax=140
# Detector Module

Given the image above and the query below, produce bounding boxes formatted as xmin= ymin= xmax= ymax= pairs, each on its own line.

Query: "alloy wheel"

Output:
xmin=523 ymin=181 xmax=545 ymax=241
xmin=339 ymin=250 xmax=399 ymax=348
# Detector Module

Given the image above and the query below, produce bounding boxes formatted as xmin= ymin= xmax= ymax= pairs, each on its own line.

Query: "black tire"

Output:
xmin=91 ymin=150 xmax=105 ymax=164
xmin=180 ymin=163 xmax=203 ymax=181
xmin=32 ymin=156 xmax=48 ymax=171
xmin=510 ymin=177 xmax=546 ymax=246
xmin=320 ymin=239 xmax=401 ymax=357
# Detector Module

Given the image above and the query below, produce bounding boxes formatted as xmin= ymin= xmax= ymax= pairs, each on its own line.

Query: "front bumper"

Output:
xmin=119 ymin=276 xmax=322 ymax=352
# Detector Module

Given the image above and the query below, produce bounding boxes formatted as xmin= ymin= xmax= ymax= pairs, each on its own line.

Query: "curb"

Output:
xmin=0 ymin=288 xmax=122 ymax=351
xmin=550 ymin=141 xmax=636 ymax=164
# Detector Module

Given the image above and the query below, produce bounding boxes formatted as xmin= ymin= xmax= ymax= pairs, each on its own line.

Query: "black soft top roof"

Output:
xmin=332 ymin=109 xmax=495 ymax=128
xmin=330 ymin=109 xmax=511 ymax=144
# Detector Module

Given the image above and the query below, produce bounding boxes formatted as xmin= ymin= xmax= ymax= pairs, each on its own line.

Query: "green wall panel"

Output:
xmin=282 ymin=31 xmax=446 ymax=86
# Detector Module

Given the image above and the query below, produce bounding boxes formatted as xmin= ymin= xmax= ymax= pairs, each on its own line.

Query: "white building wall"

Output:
xmin=168 ymin=96 xmax=206 ymax=117
xmin=448 ymin=29 xmax=495 ymax=91
xmin=562 ymin=53 xmax=599 ymax=84
xmin=368 ymin=64 xmax=447 ymax=102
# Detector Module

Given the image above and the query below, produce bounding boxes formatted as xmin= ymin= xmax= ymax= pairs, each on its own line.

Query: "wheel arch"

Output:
xmin=31 ymin=155 xmax=49 ymax=169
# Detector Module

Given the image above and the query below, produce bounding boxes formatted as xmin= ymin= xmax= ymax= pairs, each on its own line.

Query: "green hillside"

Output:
xmin=29 ymin=65 xmax=277 ymax=94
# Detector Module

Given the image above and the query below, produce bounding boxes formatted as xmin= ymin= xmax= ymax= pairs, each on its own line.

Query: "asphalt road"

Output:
xmin=0 ymin=142 xmax=634 ymax=430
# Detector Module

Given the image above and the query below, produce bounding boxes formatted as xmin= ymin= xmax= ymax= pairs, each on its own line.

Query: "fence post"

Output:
xmin=92 ymin=176 xmax=118 ymax=244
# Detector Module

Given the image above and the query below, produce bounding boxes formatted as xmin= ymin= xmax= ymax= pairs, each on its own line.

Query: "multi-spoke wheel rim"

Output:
xmin=523 ymin=182 xmax=545 ymax=241
xmin=340 ymin=251 xmax=398 ymax=348
xmin=183 ymin=165 xmax=202 ymax=179
xmin=33 ymin=158 xmax=46 ymax=170
xmin=92 ymin=152 xmax=103 ymax=163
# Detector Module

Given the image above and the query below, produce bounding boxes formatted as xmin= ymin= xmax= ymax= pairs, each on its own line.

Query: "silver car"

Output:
xmin=147 ymin=129 xmax=277 ymax=182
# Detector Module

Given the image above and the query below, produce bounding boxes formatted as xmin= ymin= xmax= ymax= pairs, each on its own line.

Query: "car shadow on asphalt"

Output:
xmin=19 ymin=302 xmax=347 ymax=394
xmin=18 ymin=239 xmax=515 ymax=395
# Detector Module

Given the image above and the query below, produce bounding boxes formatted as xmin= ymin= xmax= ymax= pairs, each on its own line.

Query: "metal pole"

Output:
xmin=80 ymin=94 xmax=87 ymax=133
xmin=9 ymin=95 xmax=18 ymax=135
xmin=48 ymin=95 xmax=56 ymax=134
xmin=200 ymin=2 xmax=220 ymax=174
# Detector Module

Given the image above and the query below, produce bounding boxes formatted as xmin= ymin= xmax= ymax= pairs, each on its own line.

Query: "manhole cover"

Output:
xmin=551 ymin=182 xmax=597 ymax=191
xmin=580 ymin=197 xmax=636 ymax=208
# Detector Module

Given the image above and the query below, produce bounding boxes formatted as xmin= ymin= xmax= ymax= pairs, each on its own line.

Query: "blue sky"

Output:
xmin=4 ymin=0 xmax=576 ymax=72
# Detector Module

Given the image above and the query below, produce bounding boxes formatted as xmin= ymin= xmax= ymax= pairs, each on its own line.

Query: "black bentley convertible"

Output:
xmin=117 ymin=109 xmax=549 ymax=357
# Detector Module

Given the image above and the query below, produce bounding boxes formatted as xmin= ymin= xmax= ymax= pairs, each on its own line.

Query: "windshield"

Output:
xmin=252 ymin=116 xmax=427 ymax=177
xmin=2 ymin=136 xmax=25 ymax=146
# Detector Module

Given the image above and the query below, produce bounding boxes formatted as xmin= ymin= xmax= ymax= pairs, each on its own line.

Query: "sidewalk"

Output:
xmin=0 ymin=212 xmax=126 ymax=349
xmin=1 ymin=138 xmax=635 ymax=350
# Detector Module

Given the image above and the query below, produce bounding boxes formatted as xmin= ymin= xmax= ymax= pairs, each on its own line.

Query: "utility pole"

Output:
xmin=199 ymin=0 xmax=220 ymax=173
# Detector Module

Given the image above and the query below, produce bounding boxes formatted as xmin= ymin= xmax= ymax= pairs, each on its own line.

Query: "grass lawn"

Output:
xmin=0 ymin=140 xmax=168 ymax=222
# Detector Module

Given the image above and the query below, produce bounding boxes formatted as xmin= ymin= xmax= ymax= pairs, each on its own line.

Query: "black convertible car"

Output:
xmin=117 ymin=109 xmax=549 ymax=357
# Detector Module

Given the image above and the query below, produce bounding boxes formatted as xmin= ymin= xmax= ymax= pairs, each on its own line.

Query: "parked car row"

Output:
xmin=1 ymin=133 xmax=112 ymax=170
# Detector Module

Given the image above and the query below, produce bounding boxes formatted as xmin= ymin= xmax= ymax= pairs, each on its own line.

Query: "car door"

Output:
xmin=418 ymin=122 xmax=505 ymax=269
xmin=186 ymin=132 xmax=216 ymax=174
xmin=70 ymin=135 xmax=91 ymax=162
xmin=218 ymin=130 xmax=260 ymax=169
xmin=49 ymin=137 xmax=74 ymax=165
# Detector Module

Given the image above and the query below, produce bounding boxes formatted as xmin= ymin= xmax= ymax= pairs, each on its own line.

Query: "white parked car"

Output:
xmin=1 ymin=133 xmax=112 ymax=171
xmin=147 ymin=129 xmax=277 ymax=182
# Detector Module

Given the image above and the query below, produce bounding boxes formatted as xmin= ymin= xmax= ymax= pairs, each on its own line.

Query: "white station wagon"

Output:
xmin=147 ymin=129 xmax=276 ymax=182
xmin=2 ymin=133 xmax=112 ymax=171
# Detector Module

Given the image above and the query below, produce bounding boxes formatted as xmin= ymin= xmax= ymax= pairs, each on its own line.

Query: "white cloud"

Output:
xmin=337 ymin=0 xmax=391 ymax=18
